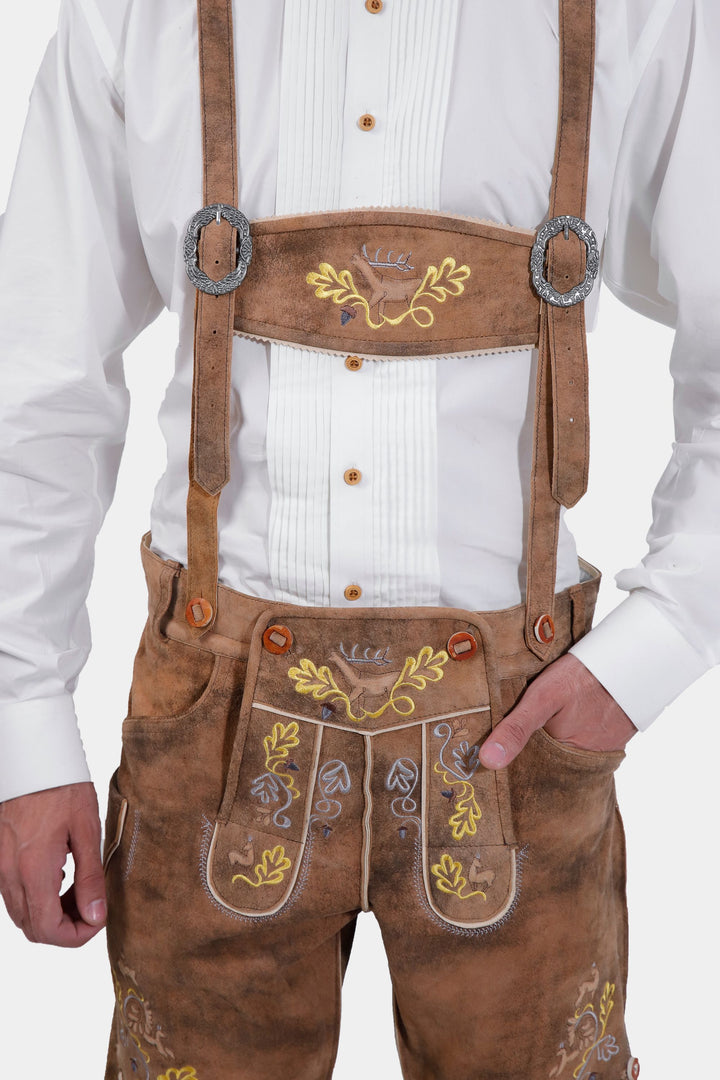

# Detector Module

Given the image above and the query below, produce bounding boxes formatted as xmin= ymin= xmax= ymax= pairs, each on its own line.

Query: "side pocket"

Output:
xmin=532 ymin=725 xmax=626 ymax=775
xmin=103 ymin=771 xmax=128 ymax=873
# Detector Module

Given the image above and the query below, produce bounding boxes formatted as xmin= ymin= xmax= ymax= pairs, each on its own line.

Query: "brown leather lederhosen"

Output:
xmin=102 ymin=3 xmax=638 ymax=1078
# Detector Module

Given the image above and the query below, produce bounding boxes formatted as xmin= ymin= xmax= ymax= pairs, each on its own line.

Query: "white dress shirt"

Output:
xmin=0 ymin=0 xmax=717 ymax=802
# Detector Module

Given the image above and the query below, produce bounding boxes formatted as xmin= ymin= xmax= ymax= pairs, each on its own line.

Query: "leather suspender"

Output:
xmin=185 ymin=0 xmax=239 ymax=633
xmin=184 ymin=0 xmax=596 ymax=656
xmin=524 ymin=0 xmax=596 ymax=658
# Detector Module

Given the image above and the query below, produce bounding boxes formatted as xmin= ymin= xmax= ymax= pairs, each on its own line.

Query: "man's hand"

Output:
xmin=479 ymin=654 xmax=638 ymax=770
xmin=0 ymin=781 xmax=106 ymax=947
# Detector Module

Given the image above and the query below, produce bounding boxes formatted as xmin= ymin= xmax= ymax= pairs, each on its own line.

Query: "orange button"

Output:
xmin=447 ymin=631 xmax=478 ymax=661
xmin=344 ymin=468 xmax=362 ymax=486
xmin=344 ymin=585 xmax=362 ymax=602
xmin=263 ymin=624 xmax=293 ymax=654
xmin=365 ymin=0 xmax=384 ymax=11
xmin=186 ymin=597 xmax=213 ymax=628
xmin=358 ymin=113 xmax=376 ymax=132
xmin=627 ymin=1059 xmax=640 ymax=1080
xmin=533 ymin=614 xmax=555 ymax=645
xmin=345 ymin=355 xmax=363 ymax=371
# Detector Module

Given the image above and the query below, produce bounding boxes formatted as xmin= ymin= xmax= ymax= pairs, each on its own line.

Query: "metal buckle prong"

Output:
xmin=184 ymin=203 xmax=253 ymax=296
xmin=530 ymin=215 xmax=599 ymax=308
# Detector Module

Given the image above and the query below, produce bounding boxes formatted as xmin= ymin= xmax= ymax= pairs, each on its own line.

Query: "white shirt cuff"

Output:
xmin=568 ymin=591 xmax=711 ymax=731
xmin=0 ymin=696 xmax=91 ymax=802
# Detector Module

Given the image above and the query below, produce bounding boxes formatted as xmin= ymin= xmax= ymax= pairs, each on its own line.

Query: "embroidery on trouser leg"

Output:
xmin=112 ymin=956 xmax=198 ymax=1080
xmin=432 ymin=721 xmax=482 ymax=840
xmin=231 ymin=845 xmax=292 ymax=887
xmin=548 ymin=966 xmax=621 ymax=1078
xmin=309 ymin=759 xmax=352 ymax=837
xmin=385 ymin=757 xmax=421 ymax=838
xmin=430 ymin=853 xmax=487 ymax=901
xmin=287 ymin=645 xmax=449 ymax=723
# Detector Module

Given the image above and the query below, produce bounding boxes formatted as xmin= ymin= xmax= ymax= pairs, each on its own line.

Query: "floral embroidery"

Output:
xmin=288 ymin=645 xmax=448 ymax=723
xmin=250 ymin=721 xmax=301 ymax=829
xmin=232 ymin=845 xmax=292 ymax=888
xmin=386 ymin=757 xmax=421 ymax=838
xmin=433 ymin=722 xmax=482 ymax=841
xmin=111 ymin=957 xmax=199 ymax=1080
xmin=430 ymin=853 xmax=488 ymax=901
xmin=549 ymin=966 xmax=620 ymax=1079
xmin=310 ymin=759 xmax=352 ymax=836
xmin=307 ymin=248 xmax=470 ymax=330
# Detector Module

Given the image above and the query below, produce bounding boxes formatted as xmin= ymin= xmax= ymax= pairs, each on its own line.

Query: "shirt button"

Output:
xmin=358 ymin=113 xmax=376 ymax=132
xmin=345 ymin=355 xmax=363 ymax=371
xmin=365 ymin=0 xmax=384 ymax=12
xmin=344 ymin=584 xmax=363 ymax=602
xmin=344 ymin=468 xmax=362 ymax=485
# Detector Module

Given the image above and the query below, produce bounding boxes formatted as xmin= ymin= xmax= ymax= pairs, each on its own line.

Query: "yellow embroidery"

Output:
xmin=263 ymin=720 xmax=301 ymax=799
xmin=232 ymin=845 xmax=292 ymax=888
xmin=434 ymin=762 xmax=482 ymax=840
xmin=431 ymin=854 xmax=487 ymax=901
xmin=157 ymin=1070 xmax=199 ymax=1080
xmin=571 ymin=982 xmax=615 ymax=1079
xmin=307 ymin=256 xmax=470 ymax=330
xmin=288 ymin=646 xmax=448 ymax=723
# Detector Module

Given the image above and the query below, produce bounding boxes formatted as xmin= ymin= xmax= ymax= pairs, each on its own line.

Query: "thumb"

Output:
xmin=69 ymin=808 xmax=107 ymax=927
xmin=479 ymin=684 xmax=551 ymax=771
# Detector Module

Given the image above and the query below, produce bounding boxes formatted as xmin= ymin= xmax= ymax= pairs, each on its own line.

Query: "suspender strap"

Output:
xmin=524 ymin=0 xmax=596 ymax=658
xmin=185 ymin=0 xmax=239 ymax=631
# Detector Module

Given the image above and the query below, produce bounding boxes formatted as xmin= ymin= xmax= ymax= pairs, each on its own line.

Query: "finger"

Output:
xmin=479 ymin=680 xmax=557 ymax=770
xmin=69 ymin=810 xmax=107 ymax=929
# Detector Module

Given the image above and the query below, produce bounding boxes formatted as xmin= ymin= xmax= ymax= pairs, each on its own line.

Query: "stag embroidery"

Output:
xmin=306 ymin=244 xmax=471 ymax=330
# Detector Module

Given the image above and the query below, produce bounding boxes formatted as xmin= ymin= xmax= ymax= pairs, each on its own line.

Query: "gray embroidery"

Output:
xmin=250 ymin=771 xmax=294 ymax=829
xmin=434 ymin=721 xmax=480 ymax=783
xmin=310 ymin=759 xmax=352 ymax=836
xmin=386 ymin=758 xmax=421 ymax=838
xmin=339 ymin=643 xmax=392 ymax=666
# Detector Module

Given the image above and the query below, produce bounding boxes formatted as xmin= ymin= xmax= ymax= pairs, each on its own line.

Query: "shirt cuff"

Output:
xmin=568 ymin=591 xmax=710 ymax=731
xmin=0 ymin=696 xmax=91 ymax=802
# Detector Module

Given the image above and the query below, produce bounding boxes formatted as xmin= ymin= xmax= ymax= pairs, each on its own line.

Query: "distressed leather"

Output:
xmin=234 ymin=210 xmax=540 ymax=358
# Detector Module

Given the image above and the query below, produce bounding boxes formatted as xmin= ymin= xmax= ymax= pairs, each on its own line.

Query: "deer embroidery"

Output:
xmin=307 ymin=244 xmax=471 ymax=331
xmin=350 ymin=246 xmax=425 ymax=320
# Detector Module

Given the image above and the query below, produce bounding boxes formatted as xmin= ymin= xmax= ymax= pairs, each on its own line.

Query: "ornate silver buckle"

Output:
xmin=530 ymin=215 xmax=599 ymax=308
xmin=183 ymin=203 xmax=253 ymax=296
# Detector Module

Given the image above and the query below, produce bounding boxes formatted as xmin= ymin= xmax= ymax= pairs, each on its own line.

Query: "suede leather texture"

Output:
xmin=103 ymin=545 xmax=633 ymax=1080
xmin=233 ymin=210 xmax=540 ymax=358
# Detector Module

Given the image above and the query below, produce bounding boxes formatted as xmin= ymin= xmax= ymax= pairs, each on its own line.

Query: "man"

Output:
xmin=0 ymin=0 xmax=717 ymax=1077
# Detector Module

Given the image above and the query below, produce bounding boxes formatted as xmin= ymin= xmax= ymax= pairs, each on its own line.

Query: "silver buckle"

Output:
xmin=183 ymin=203 xmax=253 ymax=296
xmin=530 ymin=215 xmax=599 ymax=308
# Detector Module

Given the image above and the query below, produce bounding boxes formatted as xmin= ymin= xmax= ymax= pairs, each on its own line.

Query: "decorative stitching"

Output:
xmin=310 ymin=759 xmax=352 ymax=836
xmin=231 ymin=845 xmax=292 ymax=888
xmin=288 ymin=645 xmax=449 ymax=723
xmin=548 ymin=968 xmax=621 ymax=1079
xmin=199 ymin=815 xmax=314 ymax=923
xmin=307 ymin=254 xmax=470 ymax=331
xmin=385 ymin=757 xmax=421 ymax=838
xmin=123 ymin=809 xmax=142 ymax=882
xmin=250 ymin=720 xmax=301 ymax=829
xmin=413 ymin=839 xmax=529 ymax=937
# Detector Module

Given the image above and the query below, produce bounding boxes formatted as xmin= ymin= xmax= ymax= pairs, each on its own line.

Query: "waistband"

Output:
xmin=139 ymin=534 xmax=601 ymax=682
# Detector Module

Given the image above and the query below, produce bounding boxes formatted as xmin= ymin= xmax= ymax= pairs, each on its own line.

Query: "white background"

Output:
xmin=1 ymin=4 xmax=718 ymax=1077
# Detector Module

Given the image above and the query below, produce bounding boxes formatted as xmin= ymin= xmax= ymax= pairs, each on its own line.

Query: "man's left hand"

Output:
xmin=479 ymin=654 xmax=637 ymax=770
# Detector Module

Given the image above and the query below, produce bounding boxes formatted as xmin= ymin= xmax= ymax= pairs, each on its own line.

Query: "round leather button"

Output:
xmin=447 ymin=631 xmax=478 ymax=661
xmin=344 ymin=468 xmax=362 ymax=485
xmin=533 ymin=613 xmax=555 ymax=645
xmin=345 ymin=355 xmax=363 ymax=371
xmin=344 ymin=585 xmax=362 ymax=602
xmin=358 ymin=113 xmax=376 ymax=132
xmin=627 ymin=1059 xmax=640 ymax=1080
xmin=365 ymin=0 xmax=383 ymax=12
xmin=263 ymin=624 xmax=293 ymax=654
xmin=186 ymin=597 xmax=213 ymax=628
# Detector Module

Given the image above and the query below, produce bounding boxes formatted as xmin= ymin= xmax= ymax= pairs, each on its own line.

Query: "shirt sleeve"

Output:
xmin=569 ymin=0 xmax=720 ymax=729
xmin=0 ymin=0 xmax=164 ymax=801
